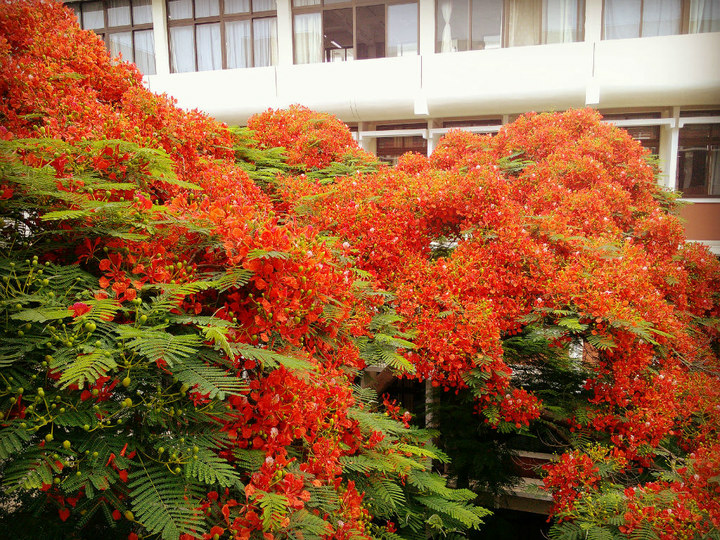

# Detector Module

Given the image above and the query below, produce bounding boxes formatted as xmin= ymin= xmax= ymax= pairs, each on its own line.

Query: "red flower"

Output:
xmin=69 ymin=302 xmax=91 ymax=317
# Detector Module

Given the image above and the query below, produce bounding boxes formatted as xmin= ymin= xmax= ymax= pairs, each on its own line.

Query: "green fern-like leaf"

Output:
xmin=548 ymin=522 xmax=584 ymax=540
xmin=347 ymin=408 xmax=406 ymax=438
xmin=232 ymin=448 xmax=266 ymax=472
xmin=0 ymin=425 xmax=32 ymax=459
xmin=128 ymin=462 xmax=205 ymax=540
xmin=184 ymin=449 xmax=241 ymax=488
xmin=414 ymin=495 xmax=487 ymax=528
xmin=558 ymin=317 xmax=589 ymax=332
xmin=117 ymin=326 xmax=202 ymax=366
xmin=247 ymin=249 xmax=291 ymax=260
xmin=10 ymin=306 xmax=70 ymax=322
xmin=213 ymin=267 xmax=253 ymax=292
xmin=368 ymin=479 xmax=406 ymax=512
xmin=235 ymin=343 xmax=315 ymax=373
xmin=256 ymin=492 xmax=289 ymax=530
xmin=286 ymin=509 xmax=332 ymax=539
xmin=629 ymin=525 xmax=660 ymax=540
xmin=2 ymin=448 xmax=58 ymax=490
xmin=202 ymin=325 xmax=235 ymax=360
xmin=58 ymin=350 xmax=118 ymax=389
xmin=169 ymin=355 xmax=247 ymax=399
xmin=40 ymin=208 xmax=92 ymax=221
xmin=587 ymin=525 xmax=615 ymax=540
xmin=586 ymin=333 xmax=617 ymax=350
xmin=305 ymin=484 xmax=341 ymax=512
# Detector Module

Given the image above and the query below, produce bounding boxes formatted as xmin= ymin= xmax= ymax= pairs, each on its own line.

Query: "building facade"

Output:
xmin=67 ymin=0 xmax=720 ymax=252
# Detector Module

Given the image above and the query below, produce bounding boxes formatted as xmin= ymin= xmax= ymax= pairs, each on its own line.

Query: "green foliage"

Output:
xmin=0 ymin=141 xmax=255 ymax=538
xmin=357 ymin=310 xmax=416 ymax=374
xmin=343 ymin=388 xmax=490 ymax=537
xmin=128 ymin=461 xmax=205 ymax=539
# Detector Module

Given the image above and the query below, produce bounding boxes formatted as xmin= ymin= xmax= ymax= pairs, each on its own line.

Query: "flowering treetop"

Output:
xmin=1 ymin=1 xmax=719 ymax=539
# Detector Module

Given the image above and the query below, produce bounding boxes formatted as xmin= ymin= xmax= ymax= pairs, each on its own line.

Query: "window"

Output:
xmin=167 ymin=0 xmax=278 ymax=73
xmin=375 ymin=123 xmax=427 ymax=165
xmin=293 ymin=0 xmax=418 ymax=65
xmin=436 ymin=0 xmax=585 ymax=53
xmin=602 ymin=112 xmax=662 ymax=153
xmin=625 ymin=125 xmax=661 ymax=153
xmin=67 ymin=0 xmax=156 ymax=75
xmin=677 ymin=122 xmax=720 ymax=197
xmin=603 ymin=0 xmax=720 ymax=40
xmin=443 ymin=118 xmax=502 ymax=128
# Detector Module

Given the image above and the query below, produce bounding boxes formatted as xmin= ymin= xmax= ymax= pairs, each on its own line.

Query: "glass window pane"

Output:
xmin=108 ymin=0 xmax=131 ymax=26
xmin=677 ymin=123 xmax=720 ymax=196
xmin=195 ymin=0 xmax=220 ymax=18
xmin=254 ymin=17 xmax=278 ymax=66
xmin=196 ymin=23 xmax=221 ymax=70
xmin=437 ymin=0 xmax=469 ymax=52
xmin=642 ymin=0 xmax=681 ymax=36
xmin=68 ymin=2 xmax=82 ymax=25
xmin=544 ymin=0 xmax=581 ymax=44
xmin=377 ymin=136 xmax=427 ymax=165
xmin=253 ymin=0 xmax=277 ymax=11
xmin=83 ymin=1 xmax=105 ymax=30
xmin=132 ymin=0 xmax=153 ymax=24
xmin=294 ymin=13 xmax=322 ymax=64
xmin=134 ymin=29 xmax=156 ymax=74
xmin=108 ymin=31 xmax=133 ymax=61
xmin=357 ymin=5 xmax=385 ymax=59
xmin=507 ymin=0 xmax=541 ymax=46
xmin=168 ymin=0 xmax=193 ymax=19
xmin=170 ymin=25 xmax=195 ymax=72
xmin=689 ymin=0 xmax=720 ymax=33
xmin=226 ymin=19 xmax=252 ymax=68
xmin=604 ymin=0 xmax=641 ymax=39
xmin=224 ymin=0 xmax=250 ymax=14
xmin=472 ymin=0 xmax=503 ymax=50
xmin=324 ymin=8 xmax=353 ymax=62
xmin=388 ymin=3 xmax=418 ymax=57
xmin=293 ymin=0 xmax=321 ymax=6
xmin=710 ymin=149 xmax=720 ymax=196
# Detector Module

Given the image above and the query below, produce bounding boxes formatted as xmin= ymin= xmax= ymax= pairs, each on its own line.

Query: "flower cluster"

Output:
xmin=1 ymin=2 xmax=719 ymax=539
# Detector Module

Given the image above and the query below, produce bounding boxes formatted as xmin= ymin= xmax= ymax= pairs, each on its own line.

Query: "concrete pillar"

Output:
xmin=276 ymin=0 xmax=293 ymax=66
xmin=418 ymin=0 xmax=435 ymax=57
xmin=151 ymin=0 xmax=170 ymax=76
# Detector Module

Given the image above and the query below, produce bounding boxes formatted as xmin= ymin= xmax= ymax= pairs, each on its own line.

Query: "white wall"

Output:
xmin=145 ymin=0 xmax=720 ymax=125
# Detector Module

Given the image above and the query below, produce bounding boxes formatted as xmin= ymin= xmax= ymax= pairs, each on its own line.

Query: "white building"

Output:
xmin=66 ymin=0 xmax=720 ymax=252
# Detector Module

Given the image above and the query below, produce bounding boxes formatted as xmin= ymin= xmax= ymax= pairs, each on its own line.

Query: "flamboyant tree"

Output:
xmin=0 ymin=2 xmax=488 ymax=539
xmin=1 ymin=2 xmax=719 ymax=540
xmin=256 ymin=107 xmax=720 ymax=538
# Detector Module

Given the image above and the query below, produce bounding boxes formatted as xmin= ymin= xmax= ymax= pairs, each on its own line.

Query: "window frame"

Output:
xmin=601 ymin=0 xmax=696 ymax=40
xmin=600 ymin=111 xmax=662 ymax=154
xmin=66 ymin=0 xmax=156 ymax=74
xmin=676 ymin=115 xmax=720 ymax=198
xmin=434 ymin=0 xmax=586 ymax=53
xmin=166 ymin=0 xmax=278 ymax=72
xmin=291 ymin=0 xmax=420 ymax=64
